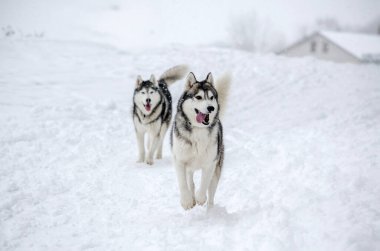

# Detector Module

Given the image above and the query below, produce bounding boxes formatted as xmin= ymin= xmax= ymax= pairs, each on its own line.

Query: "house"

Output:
xmin=279 ymin=31 xmax=380 ymax=64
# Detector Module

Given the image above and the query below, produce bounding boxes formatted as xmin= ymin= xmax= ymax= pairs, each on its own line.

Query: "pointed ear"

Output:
xmin=206 ymin=72 xmax=214 ymax=85
xmin=150 ymin=74 xmax=156 ymax=85
xmin=185 ymin=72 xmax=197 ymax=90
xmin=136 ymin=75 xmax=143 ymax=88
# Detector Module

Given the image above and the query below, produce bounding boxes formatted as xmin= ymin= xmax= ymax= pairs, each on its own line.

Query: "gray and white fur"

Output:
xmin=171 ymin=72 xmax=231 ymax=209
xmin=133 ymin=65 xmax=188 ymax=165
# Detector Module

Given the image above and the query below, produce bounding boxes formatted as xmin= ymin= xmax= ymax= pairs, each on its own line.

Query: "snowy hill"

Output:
xmin=1 ymin=39 xmax=380 ymax=251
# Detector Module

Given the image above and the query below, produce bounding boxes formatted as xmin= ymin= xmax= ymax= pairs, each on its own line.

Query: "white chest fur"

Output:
xmin=173 ymin=126 xmax=219 ymax=170
xmin=134 ymin=116 xmax=162 ymax=134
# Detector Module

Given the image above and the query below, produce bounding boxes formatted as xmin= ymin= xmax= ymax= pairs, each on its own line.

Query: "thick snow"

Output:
xmin=1 ymin=38 xmax=380 ymax=251
xmin=321 ymin=31 xmax=380 ymax=59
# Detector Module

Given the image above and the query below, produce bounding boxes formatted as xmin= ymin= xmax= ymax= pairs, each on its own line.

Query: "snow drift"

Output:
xmin=0 ymin=39 xmax=380 ymax=251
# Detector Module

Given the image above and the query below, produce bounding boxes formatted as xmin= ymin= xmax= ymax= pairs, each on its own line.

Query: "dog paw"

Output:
xmin=207 ymin=201 xmax=214 ymax=209
xmin=195 ymin=191 xmax=207 ymax=206
xmin=156 ymin=153 xmax=162 ymax=159
xmin=136 ymin=157 xmax=144 ymax=163
xmin=145 ymin=157 xmax=154 ymax=165
xmin=181 ymin=193 xmax=195 ymax=210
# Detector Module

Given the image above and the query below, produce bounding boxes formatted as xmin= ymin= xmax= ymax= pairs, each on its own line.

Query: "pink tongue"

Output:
xmin=196 ymin=112 xmax=206 ymax=123
xmin=145 ymin=104 xmax=151 ymax=111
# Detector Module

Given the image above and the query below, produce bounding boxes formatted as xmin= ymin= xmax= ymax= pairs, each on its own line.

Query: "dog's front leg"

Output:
xmin=186 ymin=170 xmax=195 ymax=198
xmin=156 ymin=123 xmax=169 ymax=159
xmin=136 ymin=131 xmax=145 ymax=163
xmin=146 ymin=134 xmax=160 ymax=165
xmin=175 ymin=161 xmax=195 ymax=210
xmin=196 ymin=164 xmax=217 ymax=205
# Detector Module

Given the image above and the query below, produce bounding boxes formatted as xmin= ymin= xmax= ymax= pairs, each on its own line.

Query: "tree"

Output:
xmin=316 ymin=17 xmax=342 ymax=31
xmin=360 ymin=15 xmax=380 ymax=34
xmin=227 ymin=11 xmax=285 ymax=53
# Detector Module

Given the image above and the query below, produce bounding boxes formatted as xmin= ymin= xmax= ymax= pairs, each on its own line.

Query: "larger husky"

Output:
xmin=171 ymin=72 xmax=231 ymax=209
xmin=133 ymin=65 xmax=188 ymax=165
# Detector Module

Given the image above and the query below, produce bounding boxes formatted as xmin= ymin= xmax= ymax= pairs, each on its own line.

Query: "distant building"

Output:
xmin=280 ymin=31 xmax=380 ymax=64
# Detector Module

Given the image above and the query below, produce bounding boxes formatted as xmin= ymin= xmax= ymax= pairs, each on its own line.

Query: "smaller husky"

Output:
xmin=171 ymin=72 xmax=231 ymax=209
xmin=133 ymin=65 xmax=188 ymax=165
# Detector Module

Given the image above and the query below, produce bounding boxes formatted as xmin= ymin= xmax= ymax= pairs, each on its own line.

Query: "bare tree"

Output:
xmin=316 ymin=17 xmax=342 ymax=31
xmin=300 ymin=17 xmax=342 ymax=37
xmin=227 ymin=11 xmax=285 ymax=53
xmin=303 ymin=16 xmax=380 ymax=36
xmin=360 ymin=15 xmax=380 ymax=34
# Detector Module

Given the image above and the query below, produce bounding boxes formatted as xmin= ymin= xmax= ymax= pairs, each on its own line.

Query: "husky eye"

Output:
xmin=195 ymin=96 xmax=202 ymax=100
xmin=149 ymin=91 xmax=154 ymax=94
xmin=210 ymin=96 xmax=214 ymax=100
xmin=141 ymin=91 xmax=145 ymax=94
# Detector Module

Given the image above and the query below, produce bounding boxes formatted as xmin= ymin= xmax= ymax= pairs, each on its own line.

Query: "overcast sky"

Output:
xmin=1 ymin=0 xmax=379 ymax=49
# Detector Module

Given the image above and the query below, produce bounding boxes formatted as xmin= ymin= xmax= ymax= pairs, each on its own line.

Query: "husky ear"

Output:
xmin=150 ymin=74 xmax=157 ymax=85
xmin=185 ymin=72 xmax=197 ymax=90
xmin=136 ymin=75 xmax=143 ymax=88
xmin=206 ymin=72 xmax=214 ymax=85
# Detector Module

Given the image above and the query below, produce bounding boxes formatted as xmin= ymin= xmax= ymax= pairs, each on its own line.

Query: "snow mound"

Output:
xmin=1 ymin=40 xmax=380 ymax=251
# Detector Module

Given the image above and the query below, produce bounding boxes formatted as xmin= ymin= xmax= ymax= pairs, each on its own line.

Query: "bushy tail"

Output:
xmin=159 ymin=64 xmax=189 ymax=85
xmin=216 ymin=73 xmax=232 ymax=119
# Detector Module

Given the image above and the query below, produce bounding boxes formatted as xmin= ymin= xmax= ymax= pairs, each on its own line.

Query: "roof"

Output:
xmin=320 ymin=31 xmax=380 ymax=60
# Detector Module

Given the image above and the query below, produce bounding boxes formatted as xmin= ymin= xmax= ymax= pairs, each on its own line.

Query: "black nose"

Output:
xmin=146 ymin=98 xmax=151 ymax=103
xmin=207 ymin=106 xmax=215 ymax=113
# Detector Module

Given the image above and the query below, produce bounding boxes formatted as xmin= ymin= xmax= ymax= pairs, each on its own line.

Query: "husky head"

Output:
xmin=134 ymin=74 xmax=161 ymax=115
xmin=181 ymin=72 xmax=219 ymax=128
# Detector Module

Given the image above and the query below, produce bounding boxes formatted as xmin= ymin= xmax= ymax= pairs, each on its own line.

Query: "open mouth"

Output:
xmin=144 ymin=103 xmax=151 ymax=112
xmin=195 ymin=109 xmax=209 ymax=125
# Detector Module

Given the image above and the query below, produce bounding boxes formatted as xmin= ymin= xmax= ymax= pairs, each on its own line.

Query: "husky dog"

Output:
xmin=133 ymin=65 xmax=188 ymax=165
xmin=171 ymin=72 xmax=231 ymax=209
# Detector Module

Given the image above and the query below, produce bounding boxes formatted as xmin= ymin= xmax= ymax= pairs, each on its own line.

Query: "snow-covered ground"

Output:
xmin=1 ymin=37 xmax=380 ymax=251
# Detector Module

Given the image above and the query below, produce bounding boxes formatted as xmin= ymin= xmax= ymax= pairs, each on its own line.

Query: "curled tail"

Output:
xmin=159 ymin=64 xmax=189 ymax=85
xmin=216 ymin=73 xmax=232 ymax=119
